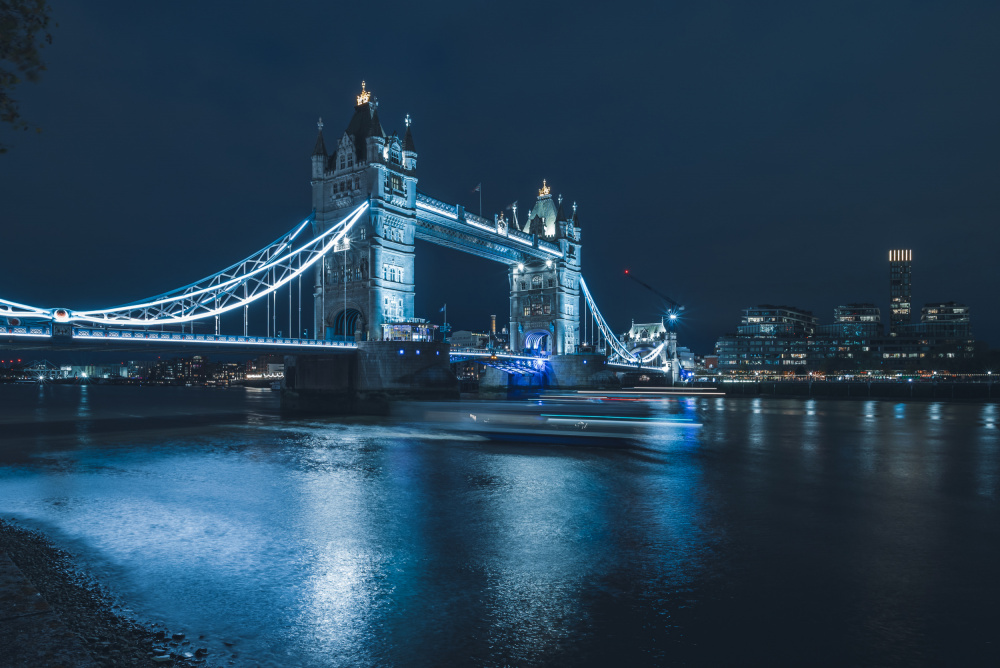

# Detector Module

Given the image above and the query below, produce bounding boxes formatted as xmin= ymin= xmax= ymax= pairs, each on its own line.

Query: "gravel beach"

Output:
xmin=0 ymin=519 xmax=221 ymax=667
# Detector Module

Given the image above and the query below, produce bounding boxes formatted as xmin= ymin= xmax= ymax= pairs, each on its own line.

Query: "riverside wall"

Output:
xmin=723 ymin=381 xmax=997 ymax=401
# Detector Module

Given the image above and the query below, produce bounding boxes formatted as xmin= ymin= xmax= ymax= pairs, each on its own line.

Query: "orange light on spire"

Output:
xmin=357 ymin=81 xmax=371 ymax=105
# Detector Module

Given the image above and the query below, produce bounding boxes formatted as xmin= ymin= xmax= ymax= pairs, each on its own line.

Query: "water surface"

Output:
xmin=1 ymin=385 xmax=998 ymax=666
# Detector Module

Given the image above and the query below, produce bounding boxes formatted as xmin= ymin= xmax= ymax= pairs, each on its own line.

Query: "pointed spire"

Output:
xmin=403 ymin=113 xmax=416 ymax=152
xmin=312 ymin=117 xmax=327 ymax=157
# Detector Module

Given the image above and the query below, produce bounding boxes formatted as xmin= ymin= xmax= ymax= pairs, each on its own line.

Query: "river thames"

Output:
xmin=1 ymin=384 xmax=998 ymax=666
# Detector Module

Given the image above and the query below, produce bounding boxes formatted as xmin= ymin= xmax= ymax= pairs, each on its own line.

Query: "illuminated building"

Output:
xmin=889 ymin=249 xmax=912 ymax=336
xmin=919 ymin=302 xmax=971 ymax=336
xmin=380 ymin=320 xmax=437 ymax=342
xmin=737 ymin=305 xmax=817 ymax=337
xmin=817 ymin=303 xmax=882 ymax=338
xmin=887 ymin=302 xmax=975 ymax=363
xmin=716 ymin=305 xmax=817 ymax=370
xmin=449 ymin=330 xmax=491 ymax=348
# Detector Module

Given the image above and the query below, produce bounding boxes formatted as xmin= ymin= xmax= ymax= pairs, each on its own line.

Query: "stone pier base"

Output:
xmin=477 ymin=353 xmax=619 ymax=398
xmin=282 ymin=341 xmax=459 ymax=415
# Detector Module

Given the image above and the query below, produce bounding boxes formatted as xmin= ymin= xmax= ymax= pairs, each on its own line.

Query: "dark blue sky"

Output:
xmin=2 ymin=1 xmax=998 ymax=353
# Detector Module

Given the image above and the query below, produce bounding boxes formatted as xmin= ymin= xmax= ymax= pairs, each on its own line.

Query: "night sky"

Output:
xmin=2 ymin=1 xmax=998 ymax=354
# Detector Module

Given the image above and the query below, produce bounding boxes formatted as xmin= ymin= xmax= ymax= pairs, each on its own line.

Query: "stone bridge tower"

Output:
xmin=310 ymin=82 xmax=417 ymax=341
xmin=508 ymin=181 xmax=582 ymax=355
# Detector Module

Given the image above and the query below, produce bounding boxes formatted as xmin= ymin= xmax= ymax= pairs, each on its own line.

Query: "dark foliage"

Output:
xmin=0 ymin=0 xmax=54 ymax=153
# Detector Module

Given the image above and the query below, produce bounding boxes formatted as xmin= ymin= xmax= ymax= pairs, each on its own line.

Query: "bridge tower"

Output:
xmin=310 ymin=82 xmax=418 ymax=341
xmin=508 ymin=181 xmax=582 ymax=355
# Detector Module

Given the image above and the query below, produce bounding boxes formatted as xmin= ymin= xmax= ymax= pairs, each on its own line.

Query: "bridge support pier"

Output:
xmin=547 ymin=353 xmax=620 ymax=391
xmin=282 ymin=341 xmax=458 ymax=415
xmin=478 ymin=353 xmax=618 ymax=398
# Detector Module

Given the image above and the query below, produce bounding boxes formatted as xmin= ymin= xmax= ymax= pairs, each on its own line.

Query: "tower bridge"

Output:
xmin=309 ymin=83 xmax=581 ymax=357
xmin=1 ymin=82 xmax=675 ymax=406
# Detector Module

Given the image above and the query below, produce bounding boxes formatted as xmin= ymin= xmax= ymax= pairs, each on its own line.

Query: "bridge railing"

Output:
xmin=415 ymin=193 xmax=457 ymax=219
xmin=71 ymin=327 xmax=357 ymax=349
xmin=537 ymin=239 xmax=562 ymax=256
xmin=0 ymin=324 xmax=51 ymax=338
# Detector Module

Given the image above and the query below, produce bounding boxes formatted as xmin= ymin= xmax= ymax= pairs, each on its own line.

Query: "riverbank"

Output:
xmin=719 ymin=380 xmax=997 ymax=401
xmin=0 ymin=519 xmax=218 ymax=667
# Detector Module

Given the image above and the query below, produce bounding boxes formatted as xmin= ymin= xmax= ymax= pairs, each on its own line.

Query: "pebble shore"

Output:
xmin=0 ymin=518 xmax=223 ymax=667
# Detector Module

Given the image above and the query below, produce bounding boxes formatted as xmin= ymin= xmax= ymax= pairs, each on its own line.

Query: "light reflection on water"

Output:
xmin=1 ymin=385 xmax=999 ymax=666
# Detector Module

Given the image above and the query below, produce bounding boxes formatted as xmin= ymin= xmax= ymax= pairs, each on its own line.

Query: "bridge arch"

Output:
xmin=329 ymin=308 xmax=363 ymax=340
xmin=523 ymin=329 xmax=550 ymax=354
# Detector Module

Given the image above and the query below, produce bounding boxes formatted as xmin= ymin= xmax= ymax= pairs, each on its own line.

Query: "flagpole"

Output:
xmin=479 ymin=186 xmax=482 ymax=218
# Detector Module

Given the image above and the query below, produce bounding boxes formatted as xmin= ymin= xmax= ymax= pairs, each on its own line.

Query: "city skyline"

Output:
xmin=1 ymin=2 xmax=998 ymax=355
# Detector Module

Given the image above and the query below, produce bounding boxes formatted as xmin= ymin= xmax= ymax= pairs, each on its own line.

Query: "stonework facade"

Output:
xmin=508 ymin=184 xmax=582 ymax=355
xmin=311 ymin=83 xmax=418 ymax=341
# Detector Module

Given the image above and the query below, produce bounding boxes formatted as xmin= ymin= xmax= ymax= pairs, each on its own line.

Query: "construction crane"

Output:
xmin=624 ymin=270 xmax=684 ymax=328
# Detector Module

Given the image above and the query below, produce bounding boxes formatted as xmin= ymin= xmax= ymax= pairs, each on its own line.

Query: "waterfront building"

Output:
xmin=716 ymin=305 xmax=817 ymax=371
xmin=449 ymin=330 xmax=491 ymax=348
xmin=738 ymin=305 xmax=817 ymax=337
xmin=716 ymin=249 xmax=978 ymax=373
xmin=889 ymin=249 xmax=913 ymax=336
xmin=918 ymin=302 xmax=971 ymax=336
xmin=381 ymin=320 xmax=437 ymax=342
xmin=889 ymin=302 xmax=975 ymax=362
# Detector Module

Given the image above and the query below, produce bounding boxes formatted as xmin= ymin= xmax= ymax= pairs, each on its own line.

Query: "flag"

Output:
xmin=472 ymin=183 xmax=481 ymax=192
xmin=506 ymin=200 xmax=517 ymax=210
xmin=439 ymin=304 xmax=447 ymax=312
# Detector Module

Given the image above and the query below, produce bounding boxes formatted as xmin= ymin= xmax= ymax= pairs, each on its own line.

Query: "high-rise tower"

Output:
xmin=888 ymin=249 xmax=912 ymax=336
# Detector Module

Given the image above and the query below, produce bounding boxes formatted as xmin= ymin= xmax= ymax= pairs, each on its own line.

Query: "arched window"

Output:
xmin=532 ymin=275 xmax=542 ymax=289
